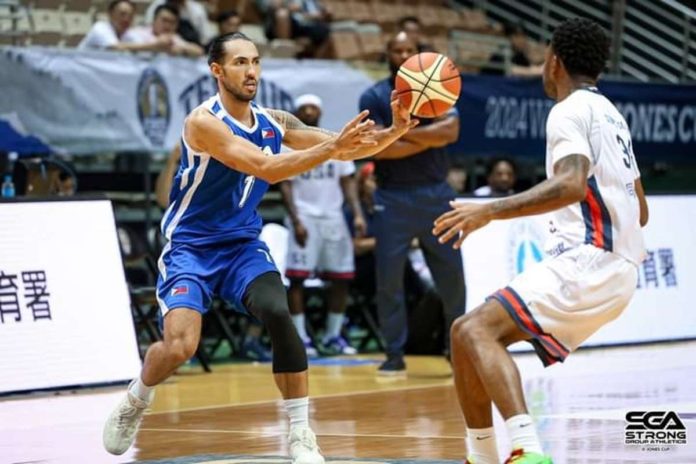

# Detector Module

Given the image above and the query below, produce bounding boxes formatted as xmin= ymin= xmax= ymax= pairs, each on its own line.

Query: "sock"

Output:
xmin=466 ymin=427 xmax=499 ymax=464
xmin=291 ymin=314 xmax=309 ymax=341
xmin=324 ymin=312 xmax=344 ymax=341
xmin=505 ymin=414 xmax=543 ymax=455
xmin=284 ymin=397 xmax=309 ymax=430
xmin=129 ymin=376 xmax=154 ymax=403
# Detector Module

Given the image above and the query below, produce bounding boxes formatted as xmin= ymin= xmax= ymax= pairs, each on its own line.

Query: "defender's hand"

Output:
xmin=432 ymin=201 xmax=493 ymax=249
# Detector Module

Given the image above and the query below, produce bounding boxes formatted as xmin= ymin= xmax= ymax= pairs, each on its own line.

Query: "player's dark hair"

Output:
xmin=551 ymin=18 xmax=610 ymax=79
xmin=154 ymin=4 xmax=180 ymax=20
xmin=107 ymin=0 xmax=134 ymax=13
xmin=398 ymin=16 xmax=421 ymax=28
xmin=208 ymin=32 xmax=254 ymax=65
xmin=487 ymin=157 xmax=517 ymax=176
xmin=217 ymin=9 xmax=239 ymax=24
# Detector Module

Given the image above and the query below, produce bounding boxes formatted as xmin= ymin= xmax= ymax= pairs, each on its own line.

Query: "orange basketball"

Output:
xmin=395 ymin=52 xmax=461 ymax=118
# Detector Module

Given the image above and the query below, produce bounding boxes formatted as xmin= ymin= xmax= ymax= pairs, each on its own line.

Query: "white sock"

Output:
xmin=129 ymin=376 xmax=154 ymax=403
xmin=324 ymin=312 xmax=344 ymax=340
xmin=505 ymin=414 xmax=543 ymax=454
xmin=284 ymin=397 xmax=309 ymax=430
xmin=466 ymin=427 xmax=499 ymax=464
xmin=291 ymin=314 xmax=309 ymax=341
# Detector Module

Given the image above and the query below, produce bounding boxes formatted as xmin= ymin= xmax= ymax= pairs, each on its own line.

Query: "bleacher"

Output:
xmin=0 ymin=0 xmax=549 ymax=72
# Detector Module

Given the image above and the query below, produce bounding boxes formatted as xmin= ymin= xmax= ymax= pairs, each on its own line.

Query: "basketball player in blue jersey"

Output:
xmin=103 ymin=32 xmax=417 ymax=462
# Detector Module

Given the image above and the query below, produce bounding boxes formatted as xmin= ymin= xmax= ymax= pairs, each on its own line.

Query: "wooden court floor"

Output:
xmin=2 ymin=342 xmax=696 ymax=464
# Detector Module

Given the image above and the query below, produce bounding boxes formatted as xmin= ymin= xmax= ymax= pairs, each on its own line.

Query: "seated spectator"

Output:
xmin=130 ymin=5 xmax=205 ymax=57
xmin=446 ymin=162 xmax=468 ymax=194
xmin=146 ymin=0 xmax=213 ymax=45
xmin=481 ymin=22 xmax=543 ymax=76
xmin=259 ymin=0 xmax=331 ymax=58
xmin=206 ymin=9 xmax=242 ymax=51
xmin=398 ymin=16 xmax=435 ymax=53
xmin=78 ymin=0 xmax=142 ymax=51
xmin=474 ymin=157 xmax=517 ymax=197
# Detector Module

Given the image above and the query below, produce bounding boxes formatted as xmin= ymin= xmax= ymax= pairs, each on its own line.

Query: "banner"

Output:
xmin=460 ymin=195 xmax=696 ymax=349
xmin=0 ymin=47 xmax=374 ymax=155
xmin=0 ymin=197 xmax=141 ymax=394
xmin=453 ymin=74 xmax=696 ymax=162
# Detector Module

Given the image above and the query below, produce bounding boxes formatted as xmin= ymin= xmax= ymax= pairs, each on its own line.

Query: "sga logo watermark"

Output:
xmin=625 ymin=411 xmax=687 ymax=446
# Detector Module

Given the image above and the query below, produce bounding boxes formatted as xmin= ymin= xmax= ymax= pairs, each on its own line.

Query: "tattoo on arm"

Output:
xmin=267 ymin=109 xmax=336 ymax=136
xmin=490 ymin=155 xmax=589 ymax=220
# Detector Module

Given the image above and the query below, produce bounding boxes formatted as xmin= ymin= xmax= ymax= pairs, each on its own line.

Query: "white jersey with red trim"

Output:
xmin=290 ymin=160 xmax=355 ymax=218
xmin=544 ymin=87 xmax=646 ymax=266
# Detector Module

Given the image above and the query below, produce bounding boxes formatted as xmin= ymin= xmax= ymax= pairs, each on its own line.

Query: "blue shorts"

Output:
xmin=156 ymin=238 xmax=279 ymax=317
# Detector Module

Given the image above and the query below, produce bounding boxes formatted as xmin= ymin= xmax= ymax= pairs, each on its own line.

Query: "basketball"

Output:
xmin=395 ymin=52 xmax=461 ymax=118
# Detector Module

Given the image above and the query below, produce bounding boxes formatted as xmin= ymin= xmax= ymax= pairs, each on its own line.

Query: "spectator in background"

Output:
xmin=259 ymin=0 xmax=331 ymax=58
xmin=474 ymin=157 xmax=517 ymax=197
xmin=398 ymin=16 xmax=435 ymax=53
xmin=206 ymin=10 xmax=242 ymax=50
xmin=78 ymin=0 xmax=164 ymax=52
xmin=146 ymin=0 xmax=213 ymax=46
xmin=132 ymin=4 xmax=204 ymax=57
xmin=280 ymin=94 xmax=365 ymax=357
xmin=482 ymin=22 xmax=543 ymax=76
xmin=447 ymin=162 xmax=468 ymax=194
xmin=130 ymin=5 xmax=205 ymax=57
xmin=358 ymin=32 xmax=466 ymax=376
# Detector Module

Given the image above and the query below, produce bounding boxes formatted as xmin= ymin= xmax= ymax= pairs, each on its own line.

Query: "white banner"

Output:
xmin=461 ymin=195 xmax=696 ymax=348
xmin=0 ymin=47 xmax=374 ymax=155
xmin=0 ymin=198 xmax=141 ymax=394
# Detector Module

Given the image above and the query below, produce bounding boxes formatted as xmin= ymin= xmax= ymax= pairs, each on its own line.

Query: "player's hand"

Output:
xmin=389 ymin=90 xmax=419 ymax=134
xmin=353 ymin=215 xmax=367 ymax=238
xmin=432 ymin=201 xmax=492 ymax=249
xmin=331 ymin=110 xmax=378 ymax=160
xmin=293 ymin=219 xmax=308 ymax=248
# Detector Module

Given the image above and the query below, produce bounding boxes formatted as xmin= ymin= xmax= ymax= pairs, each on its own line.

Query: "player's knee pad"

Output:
xmin=244 ymin=272 xmax=308 ymax=373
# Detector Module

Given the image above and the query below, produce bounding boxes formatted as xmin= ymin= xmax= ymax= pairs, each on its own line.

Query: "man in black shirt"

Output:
xmin=358 ymin=32 xmax=465 ymax=375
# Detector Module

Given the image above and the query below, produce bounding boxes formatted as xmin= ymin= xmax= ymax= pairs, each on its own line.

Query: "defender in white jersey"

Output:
xmin=433 ymin=19 xmax=649 ymax=464
xmin=280 ymin=95 xmax=366 ymax=357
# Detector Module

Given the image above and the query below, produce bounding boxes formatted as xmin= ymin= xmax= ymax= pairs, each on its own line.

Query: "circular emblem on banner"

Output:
xmin=137 ymin=67 xmax=170 ymax=147
xmin=508 ymin=220 xmax=545 ymax=279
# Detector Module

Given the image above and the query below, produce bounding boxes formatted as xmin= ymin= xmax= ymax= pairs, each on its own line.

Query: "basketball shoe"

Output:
xmin=504 ymin=448 xmax=553 ymax=463
xmin=289 ymin=426 xmax=325 ymax=464
xmin=103 ymin=382 xmax=153 ymax=455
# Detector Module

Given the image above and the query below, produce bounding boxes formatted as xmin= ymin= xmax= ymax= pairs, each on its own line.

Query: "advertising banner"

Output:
xmin=0 ymin=198 xmax=141 ymax=394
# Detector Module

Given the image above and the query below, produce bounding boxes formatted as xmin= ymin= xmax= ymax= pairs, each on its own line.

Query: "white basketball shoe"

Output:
xmin=289 ymin=426 xmax=325 ymax=464
xmin=103 ymin=382 xmax=153 ymax=455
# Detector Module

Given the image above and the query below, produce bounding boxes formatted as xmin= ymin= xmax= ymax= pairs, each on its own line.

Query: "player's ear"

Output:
xmin=210 ymin=61 xmax=223 ymax=79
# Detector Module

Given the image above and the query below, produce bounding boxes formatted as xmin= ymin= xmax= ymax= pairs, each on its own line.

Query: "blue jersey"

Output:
xmin=161 ymin=95 xmax=284 ymax=245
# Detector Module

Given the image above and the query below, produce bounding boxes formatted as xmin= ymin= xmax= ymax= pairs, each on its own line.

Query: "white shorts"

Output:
xmin=488 ymin=244 xmax=638 ymax=366
xmin=285 ymin=214 xmax=354 ymax=280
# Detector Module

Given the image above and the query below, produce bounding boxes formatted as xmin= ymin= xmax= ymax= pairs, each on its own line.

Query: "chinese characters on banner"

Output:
xmin=637 ymin=248 xmax=678 ymax=289
xmin=0 ymin=270 xmax=51 ymax=323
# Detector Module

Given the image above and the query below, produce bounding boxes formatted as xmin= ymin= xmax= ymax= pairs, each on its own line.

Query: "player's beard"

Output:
xmin=221 ymin=79 xmax=257 ymax=102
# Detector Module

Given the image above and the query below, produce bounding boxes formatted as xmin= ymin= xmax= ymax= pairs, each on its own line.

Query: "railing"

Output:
xmin=459 ymin=0 xmax=696 ymax=83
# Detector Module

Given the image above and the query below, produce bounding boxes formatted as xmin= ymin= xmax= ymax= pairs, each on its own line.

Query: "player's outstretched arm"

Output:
xmin=433 ymin=155 xmax=590 ymax=249
xmin=334 ymin=91 xmax=419 ymax=161
xmin=267 ymin=109 xmax=337 ymax=150
xmin=185 ymin=108 xmax=377 ymax=184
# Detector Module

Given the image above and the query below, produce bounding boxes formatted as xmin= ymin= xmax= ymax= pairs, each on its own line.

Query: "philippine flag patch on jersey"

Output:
xmin=262 ymin=127 xmax=275 ymax=139
xmin=171 ymin=285 xmax=189 ymax=296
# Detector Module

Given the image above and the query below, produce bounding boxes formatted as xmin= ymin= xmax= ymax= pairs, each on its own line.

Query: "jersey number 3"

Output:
xmin=616 ymin=134 xmax=634 ymax=169
xmin=239 ymin=146 xmax=274 ymax=208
